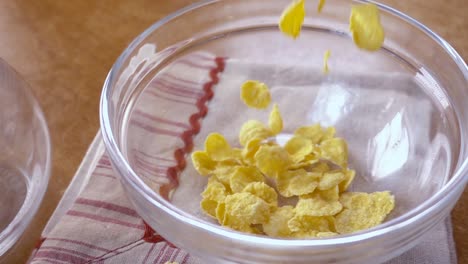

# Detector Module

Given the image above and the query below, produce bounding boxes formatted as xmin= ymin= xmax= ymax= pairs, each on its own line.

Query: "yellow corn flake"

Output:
xmin=318 ymin=171 xmax=345 ymax=190
xmin=191 ymin=151 xmax=216 ymax=176
xmin=316 ymin=231 xmax=337 ymax=238
xmin=201 ymin=199 xmax=219 ymax=218
xmin=288 ymin=155 xmax=319 ymax=170
xmin=317 ymin=0 xmax=326 ymax=13
xmin=295 ymin=192 xmax=343 ymax=216
xmin=323 ymin=50 xmax=331 ymax=74
xmin=339 ymin=169 xmax=355 ymax=192
xmin=319 ymin=138 xmax=348 ymax=168
xmin=317 ymin=185 xmax=340 ymax=201
xmin=239 ymin=120 xmax=272 ymax=146
xmin=204 ymin=133 xmax=233 ymax=161
xmin=279 ymin=0 xmax=305 ymax=39
xmin=241 ymin=138 xmax=263 ymax=165
xmin=335 ymin=191 xmax=395 ymax=234
xmin=240 ymin=80 xmax=271 ymax=109
xmin=269 ymin=104 xmax=283 ymax=135
xmin=288 ymin=215 xmax=332 ymax=234
xmin=294 ymin=124 xmax=324 ymax=144
xmin=200 ymin=178 xmax=228 ymax=217
xmin=243 ymin=182 xmax=278 ymax=206
xmin=230 ymin=166 xmax=264 ymax=193
xmin=349 ymin=3 xmax=385 ymax=51
xmin=284 ymin=136 xmax=314 ymax=163
xmin=309 ymin=161 xmax=331 ymax=173
xmin=224 ymin=192 xmax=272 ymax=225
xmin=263 ymin=206 xmax=295 ymax=237
xmin=254 ymin=145 xmax=291 ymax=178
xmin=277 ymin=169 xmax=320 ymax=197
xmin=212 ymin=160 xmax=239 ymax=187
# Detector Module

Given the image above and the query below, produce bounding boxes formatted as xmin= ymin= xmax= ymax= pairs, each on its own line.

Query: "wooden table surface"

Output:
xmin=0 ymin=1 xmax=466 ymax=263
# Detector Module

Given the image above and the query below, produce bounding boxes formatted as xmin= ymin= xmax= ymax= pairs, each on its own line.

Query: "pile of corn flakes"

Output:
xmin=191 ymin=81 xmax=395 ymax=238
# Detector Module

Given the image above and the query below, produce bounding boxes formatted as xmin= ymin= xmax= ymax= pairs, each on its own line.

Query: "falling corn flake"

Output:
xmin=193 ymin=76 xmax=395 ymax=238
xmin=349 ymin=3 xmax=385 ymax=51
xmin=269 ymin=104 xmax=283 ymax=135
xmin=240 ymin=80 xmax=272 ymax=109
xmin=205 ymin=133 xmax=233 ymax=161
xmin=323 ymin=50 xmax=331 ymax=74
xmin=279 ymin=0 xmax=306 ymax=39
xmin=317 ymin=0 xmax=326 ymax=13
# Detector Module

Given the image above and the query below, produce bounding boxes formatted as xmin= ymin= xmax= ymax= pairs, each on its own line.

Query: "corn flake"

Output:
xmin=288 ymin=215 xmax=332 ymax=234
xmin=318 ymin=0 xmax=326 ymax=13
xmin=205 ymin=133 xmax=233 ymax=161
xmin=319 ymin=138 xmax=348 ymax=168
xmin=224 ymin=192 xmax=271 ymax=225
xmin=294 ymin=124 xmax=325 ymax=144
xmin=277 ymin=169 xmax=320 ymax=197
xmin=230 ymin=166 xmax=264 ymax=193
xmin=191 ymin=151 xmax=216 ymax=176
xmin=254 ymin=145 xmax=291 ymax=178
xmin=241 ymin=138 xmax=263 ymax=165
xmin=339 ymin=169 xmax=355 ymax=192
xmin=318 ymin=171 xmax=345 ymax=190
xmin=284 ymin=136 xmax=314 ymax=163
xmin=296 ymin=192 xmax=343 ymax=216
xmin=279 ymin=0 xmax=306 ymax=39
xmin=263 ymin=206 xmax=295 ymax=237
xmin=269 ymin=104 xmax=283 ymax=135
xmin=200 ymin=178 xmax=228 ymax=218
xmin=323 ymin=50 xmax=331 ymax=74
xmin=239 ymin=120 xmax=272 ymax=146
xmin=349 ymin=3 xmax=385 ymax=51
xmin=243 ymin=182 xmax=278 ymax=206
xmin=240 ymin=80 xmax=271 ymax=109
xmin=335 ymin=191 xmax=395 ymax=234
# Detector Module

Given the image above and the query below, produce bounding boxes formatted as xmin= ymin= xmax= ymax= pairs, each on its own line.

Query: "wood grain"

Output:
xmin=0 ymin=1 xmax=465 ymax=263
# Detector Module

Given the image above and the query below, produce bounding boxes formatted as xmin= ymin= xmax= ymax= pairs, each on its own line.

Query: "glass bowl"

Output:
xmin=0 ymin=59 xmax=51 ymax=256
xmin=100 ymin=0 xmax=468 ymax=263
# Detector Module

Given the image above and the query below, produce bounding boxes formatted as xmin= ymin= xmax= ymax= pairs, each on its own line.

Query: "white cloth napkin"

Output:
xmin=29 ymin=51 xmax=457 ymax=264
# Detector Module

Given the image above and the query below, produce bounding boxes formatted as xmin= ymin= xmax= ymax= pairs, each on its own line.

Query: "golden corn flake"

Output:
xmin=349 ymin=3 xmax=385 ymax=51
xmin=269 ymin=104 xmax=283 ymax=135
xmin=204 ymin=133 xmax=233 ymax=161
xmin=200 ymin=178 xmax=228 ymax=217
xmin=239 ymin=120 xmax=272 ymax=146
xmin=335 ymin=191 xmax=395 ymax=234
xmin=284 ymin=136 xmax=314 ymax=163
xmin=339 ymin=169 xmax=355 ymax=193
xmin=191 ymin=151 xmax=216 ymax=176
xmin=277 ymin=169 xmax=320 ymax=197
xmin=288 ymin=215 xmax=331 ymax=234
xmin=323 ymin=50 xmax=331 ymax=74
xmin=317 ymin=185 xmax=340 ymax=202
xmin=240 ymin=80 xmax=271 ymax=109
xmin=319 ymin=138 xmax=348 ymax=168
xmin=224 ymin=192 xmax=271 ymax=225
xmin=295 ymin=192 xmax=342 ymax=216
xmin=241 ymin=138 xmax=263 ymax=165
xmin=243 ymin=182 xmax=278 ymax=206
xmin=279 ymin=0 xmax=306 ymax=39
xmin=263 ymin=206 xmax=295 ymax=237
xmin=254 ymin=145 xmax=291 ymax=178
xmin=317 ymin=0 xmax=326 ymax=13
xmin=230 ymin=166 xmax=264 ymax=193
xmin=294 ymin=124 xmax=325 ymax=144
xmin=318 ymin=171 xmax=345 ymax=190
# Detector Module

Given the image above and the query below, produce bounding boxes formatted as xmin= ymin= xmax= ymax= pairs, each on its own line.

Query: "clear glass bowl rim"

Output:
xmin=100 ymin=0 xmax=468 ymax=248
xmin=0 ymin=58 xmax=52 ymax=254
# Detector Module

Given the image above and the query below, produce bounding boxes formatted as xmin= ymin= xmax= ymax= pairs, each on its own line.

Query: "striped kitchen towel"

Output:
xmin=29 ymin=49 xmax=457 ymax=263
